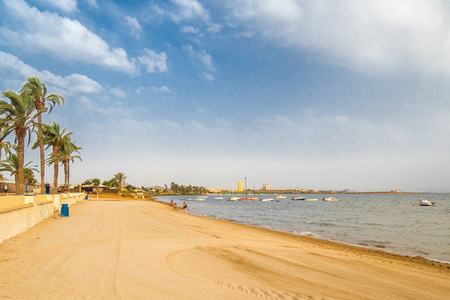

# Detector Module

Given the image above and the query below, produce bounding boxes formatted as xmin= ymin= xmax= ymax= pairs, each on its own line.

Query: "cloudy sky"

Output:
xmin=1 ymin=0 xmax=450 ymax=192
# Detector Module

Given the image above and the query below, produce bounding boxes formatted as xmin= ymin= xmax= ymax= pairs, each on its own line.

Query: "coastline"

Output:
xmin=166 ymin=200 xmax=450 ymax=269
xmin=0 ymin=198 xmax=449 ymax=299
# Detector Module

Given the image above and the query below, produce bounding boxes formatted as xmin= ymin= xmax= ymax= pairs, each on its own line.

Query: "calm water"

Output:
xmin=157 ymin=194 xmax=450 ymax=263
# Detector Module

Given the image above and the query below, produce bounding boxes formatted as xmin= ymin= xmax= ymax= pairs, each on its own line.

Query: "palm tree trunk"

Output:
xmin=38 ymin=115 xmax=45 ymax=194
xmin=67 ymin=161 xmax=70 ymax=192
xmin=17 ymin=134 xmax=25 ymax=195
xmin=64 ymin=160 xmax=69 ymax=192
xmin=53 ymin=145 xmax=59 ymax=194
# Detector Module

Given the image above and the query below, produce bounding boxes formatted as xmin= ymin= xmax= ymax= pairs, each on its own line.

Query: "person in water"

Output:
xmin=182 ymin=202 xmax=187 ymax=209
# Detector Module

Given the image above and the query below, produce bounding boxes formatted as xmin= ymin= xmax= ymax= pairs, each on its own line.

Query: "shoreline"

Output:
xmin=162 ymin=200 xmax=450 ymax=270
xmin=1 ymin=198 xmax=449 ymax=299
xmin=158 ymin=197 xmax=450 ymax=265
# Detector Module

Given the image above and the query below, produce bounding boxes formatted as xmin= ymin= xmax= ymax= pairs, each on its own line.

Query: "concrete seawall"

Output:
xmin=0 ymin=193 xmax=84 ymax=244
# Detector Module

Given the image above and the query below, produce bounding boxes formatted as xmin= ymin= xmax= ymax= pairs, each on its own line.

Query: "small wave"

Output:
xmin=305 ymin=221 xmax=341 ymax=227
xmin=358 ymin=240 xmax=390 ymax=249
xmin=292 ymin=231 xmax=319 ymax=237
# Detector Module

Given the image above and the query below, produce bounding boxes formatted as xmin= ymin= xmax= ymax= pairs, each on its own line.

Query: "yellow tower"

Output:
xmin=237 ymin=181 xmax=243 ymax=192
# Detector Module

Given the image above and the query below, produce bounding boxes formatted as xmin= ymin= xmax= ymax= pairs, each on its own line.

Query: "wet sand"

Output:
xmin=0 ymin=198 xmax=449 ymax=299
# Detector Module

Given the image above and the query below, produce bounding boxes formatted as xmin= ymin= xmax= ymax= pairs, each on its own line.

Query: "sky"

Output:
xmin=1 ymin=0 xmax=450 ymax=192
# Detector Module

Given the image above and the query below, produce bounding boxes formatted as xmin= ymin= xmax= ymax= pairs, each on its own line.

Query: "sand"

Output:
xmin=0 ymin=198 xmax=449 ymax=299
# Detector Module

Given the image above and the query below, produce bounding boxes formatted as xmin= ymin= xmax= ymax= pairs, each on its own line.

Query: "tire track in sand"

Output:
xmin=165 ymin=247 xmax=305 ymax=300
xmin=30 ymin=211 xmax=103 ymax=299
xmin=97 ymin=208 xmax=122 ymax=300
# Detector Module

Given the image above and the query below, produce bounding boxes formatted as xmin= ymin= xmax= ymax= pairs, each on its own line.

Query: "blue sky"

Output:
xmin=1 ymin=0 xmax=450 ymax=192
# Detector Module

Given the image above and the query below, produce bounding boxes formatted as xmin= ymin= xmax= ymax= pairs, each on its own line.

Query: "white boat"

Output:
xmin=323 ymin=197 xmax=338 ymax=202
xmin=194 ymin=197 xmax=206 ymax=202
xmin=261 ymin=198 xmax=274 ymax=202
xmin=275 ymin=195 xmax=286 ymax=199
xmin=419 ymin=199 xmax=435 ymax=206
xmin=215 ymin=196 xmax=224 ymax=200
xmin=227 ymin=197 xmax=239 ymax=201
xmin=307 ymin=198 xmax=318 ymax=201
xmin=292 ymin=196 xmax=306 ymax=200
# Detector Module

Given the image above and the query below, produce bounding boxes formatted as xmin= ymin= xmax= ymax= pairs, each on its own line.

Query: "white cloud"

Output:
xmin=181 ymin=26 xmax=199 ymax=34
xmin=200 ymin=72 xmax=214 ymax=81
xmin=124 ymin=16 xmax=142 ymax=39
xmin=230 ymin=0 xmax=450 ymax=76
xmin=37 ymin=0 xmax=77 ymax=12
xmin=86 ymin=0 xmax=98 ymax=9
xmin=0 ymin=0 xmax=136 ymax=74
xmin=198 ymin=50 xmax=214 ymax=70
xmin=197 ymin=107 xmax=207 ymax=113
xmin=138 ymin=49 xmax=168 ymax=73
xmin=183 ymin=44 xmax=215 ymax=71
xmin=150 ymin=86 xmax=171 ymax=93
xmin=109 ymin=87 xmax=127 ymax=99
xmin=170 ymin=0 xmax=210 ymax=22
xmin=0 ymin=51 xmax=102 ymax=96
xmin=78 ymin=96 xmax=95 ymax=111
xmin=207 ymin=23 xmax=222 ymax=34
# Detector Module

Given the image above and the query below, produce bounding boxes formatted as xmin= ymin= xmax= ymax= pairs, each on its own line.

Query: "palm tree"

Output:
xmin=42 ymin=122 xmax=72 ymax=193
xmin=21 ymin=76 xmax=65 ymax=194
xmin=0 ymin=90 xmax=43 ymax=194
xmin=59 ymin=136 xmax=82 ymax=192
xmin=113 ymin=172 xmax=127 ymax=193
xmin=0 ymin=127 xmax=11 ymax=179
xmin=0 ymin=146 xmax=38 ymax=192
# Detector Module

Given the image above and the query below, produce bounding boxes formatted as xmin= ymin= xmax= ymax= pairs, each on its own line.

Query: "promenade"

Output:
xmin=0 ymin=199 xmax=449 ymax=299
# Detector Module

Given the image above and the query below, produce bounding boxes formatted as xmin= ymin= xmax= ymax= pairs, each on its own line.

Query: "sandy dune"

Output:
xmin=0 ymin=199 xmax=449 ymax=299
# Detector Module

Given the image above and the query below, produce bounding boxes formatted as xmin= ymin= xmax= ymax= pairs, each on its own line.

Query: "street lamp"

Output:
xmin=25 ymin=165 xmax=38 ymax=195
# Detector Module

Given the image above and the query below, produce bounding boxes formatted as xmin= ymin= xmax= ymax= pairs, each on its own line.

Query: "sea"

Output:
xmin=156 ymin=193 xmax=450 ymax=263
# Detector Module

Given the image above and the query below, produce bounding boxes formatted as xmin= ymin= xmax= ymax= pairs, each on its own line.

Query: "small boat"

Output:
xmin=215 ymin=196 xmax=224 ymax=201
xmin=275 ymin=195 xmax=286 ymax=199
xmin=194 ymin=197 xmax=206 ymax=202
xmin=323 ymin=197 xmax=338 ymax=202
xmin=227 ymin=197 xmax=239 ymax=201
xmin=292 ymin=196 xmax=306 ymax=200
xmin=239 ymin=197 xmax=257 ymax=201
xmin=261 ymin=198 xmax=274 ymax=202
xmin=419 ymin=200 xmax=435 ymax=206
xmin=184 ymin=198 xmax=194 ymax=201
xmin=307 ymin=198 xmax=318 ymax=201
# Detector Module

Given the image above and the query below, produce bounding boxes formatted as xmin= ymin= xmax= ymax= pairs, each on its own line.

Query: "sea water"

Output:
xmin=157 ymin=193 xmax=450 ymax=263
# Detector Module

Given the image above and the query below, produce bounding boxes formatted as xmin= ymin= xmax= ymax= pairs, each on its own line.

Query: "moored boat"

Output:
xmin=292 ymin=196 xmax=306 ymax=200
xmin=323 ymin=197 xmax=338 ymax=202
xmin=239 ymin=197 xmax=258 ymax=201
xmin=227 ymin=197 xmax=239 ymax=201
xmin=261 ymin=198 xmax=274 ymax=202
xmin=307 ymin=198 xmax=318 ymax=201
xmin=419 ymin=199 xmax=435 ymax=206
xmin=215 ymin=196 xmax=224 ymax=200
xmin=275 ymin=195 xmax=286 ymax=199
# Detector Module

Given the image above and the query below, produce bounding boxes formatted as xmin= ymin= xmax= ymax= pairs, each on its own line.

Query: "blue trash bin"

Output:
xmin=85 ymin=194 xmax=88 ymax=200
xmin=61 ymin=204 xmax=69 ymax=217
xmin=45 ymin=185 xmax=50 ymax=194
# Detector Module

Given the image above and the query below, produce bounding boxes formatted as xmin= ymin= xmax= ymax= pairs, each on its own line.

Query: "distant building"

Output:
xmin=237 ymin=181 xmax=243 ymax=192
xmin=262 ymin=184 xmax=270 ymax=191
xmin=208 ymin=188 xmax=225 ymax=193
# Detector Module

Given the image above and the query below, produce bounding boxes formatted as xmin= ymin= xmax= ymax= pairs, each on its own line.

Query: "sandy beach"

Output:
xmin=0 ymin=198 xmax=449 ymax=299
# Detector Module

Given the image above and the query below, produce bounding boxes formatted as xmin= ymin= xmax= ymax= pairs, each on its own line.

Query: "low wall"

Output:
xmin=0 ymin=193 xmax=85 ymax=244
